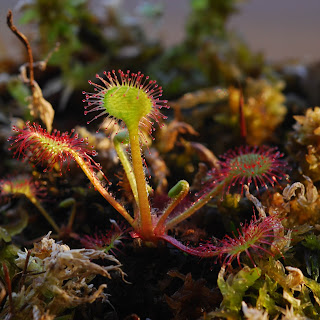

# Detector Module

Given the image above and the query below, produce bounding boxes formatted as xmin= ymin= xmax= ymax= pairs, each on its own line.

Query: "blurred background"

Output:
xmin=1 ymin=0 xmax=320 ymax=64
xmin=1 ymin=0 xmax=320 ymax=126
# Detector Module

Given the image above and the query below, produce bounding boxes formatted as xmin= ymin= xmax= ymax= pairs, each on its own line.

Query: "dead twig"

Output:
xmin=7 ymin=10 xmax=56 ymax=132
xmin=2 ymin=263 xmax=14 ymax=315
xmin=19 ymin=250 xmax=31 ymax=291
xmin=7 ymin=10 xmax=34 ymax=94
xmin=19 ymin=42 xmax=60 ymax=82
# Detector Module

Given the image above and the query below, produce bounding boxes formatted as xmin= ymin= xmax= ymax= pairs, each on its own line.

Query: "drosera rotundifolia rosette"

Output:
xmin=8 ymin=69 xmax=290 ymax=265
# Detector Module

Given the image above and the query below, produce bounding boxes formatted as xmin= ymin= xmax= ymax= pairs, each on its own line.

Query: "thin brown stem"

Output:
xmin=7 ymin=10 xmax=34 ymax=93
xmin=2 ymin=263 xmax=14 ymax=314
xmin=19 ymin=250 xmax=31 ymax=290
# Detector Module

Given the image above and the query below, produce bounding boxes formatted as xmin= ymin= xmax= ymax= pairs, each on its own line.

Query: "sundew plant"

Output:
xmin=9 ymin=69 xmax=289 ymax=262
xmin=5 ymin=1 xmax=320 ymax=318
xmin=7 ymin=2 xmax=320 ymax=319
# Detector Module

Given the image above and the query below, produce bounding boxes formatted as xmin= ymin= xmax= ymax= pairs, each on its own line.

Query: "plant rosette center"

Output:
xmin=207 ymin=145 xmax=288 ymax=195
xmin=228 ymin=153 xmax=272 ymax=178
